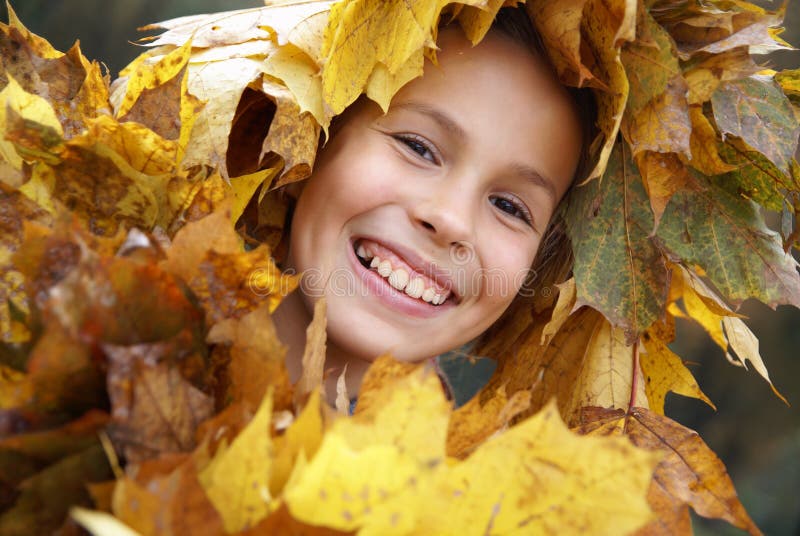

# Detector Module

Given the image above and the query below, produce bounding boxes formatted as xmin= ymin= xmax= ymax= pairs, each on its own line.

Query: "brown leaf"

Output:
xmin=112 ymin=450 xmax=225 ymax=536
xmin=260 ymin=77 xmax=320 ymax=188
xmin=527 ymin=0 xmax=602 ymax=88
xmin=207 ymin=303 xmax=292 ymax=413
xmin=581 ymin=0 xmax=636 ymax=180
xmin=294 ymin=297 xmax=327 ymax=408
xmin=163 ymin=202 xmax=300 ymax=324
xmin=446 ymin=384 xmax=530 ymax=458
xmin=0 ymin=443 xmax=112 ymax=536
xmin=578 ymin=407 xmax=762 ymax=536
xmin=470 ymin=307 xmax=646 ymax=430
xmin=105 ymin=346 xmax=214 ymax=463
xmin=0 ymin=184 xmax=52 ymax=342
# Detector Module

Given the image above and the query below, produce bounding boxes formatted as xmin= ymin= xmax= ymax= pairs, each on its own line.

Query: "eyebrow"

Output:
xmin=511 ymin=163 xmax=557 ymax=202
xmin=393 ymin=100 xmax=557 ymax=201
xmin=392 ymin=101 xmax=467 ymax=139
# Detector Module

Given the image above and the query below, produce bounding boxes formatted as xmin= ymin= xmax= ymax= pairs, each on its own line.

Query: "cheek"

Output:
xmin=479 ymin=234 xmax=539 ymax=304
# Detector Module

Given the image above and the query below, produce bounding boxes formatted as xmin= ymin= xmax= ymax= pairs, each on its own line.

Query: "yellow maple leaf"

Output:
xmin=0 ymin=75 xmax=64 ymax=170
xmin=199 ymin=388 xmax=277 ymax=533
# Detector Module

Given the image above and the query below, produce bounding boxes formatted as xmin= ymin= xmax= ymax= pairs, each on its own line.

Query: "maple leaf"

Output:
xmin=282 ymin=365 xmax=658 ymax=535
xmin=657 ymin=171 xmax=800 ymax=310
xmin=199 ymin=388 xmax=276 ymax=533
xmin=565 ymin=141 xmax=669 ymax=342
xmin=711 ymin=75 xmax=800 ymax=174
xmin=620 ymin=7 xmax=691 ymax=157
xmin=578 ymin=406 xmax=762 ymax=536
xmin=2 ymin=2 xmax=798 ymax=534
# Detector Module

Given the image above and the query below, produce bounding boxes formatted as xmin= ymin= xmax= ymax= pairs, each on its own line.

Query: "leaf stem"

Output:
xmin=628 ymin=340 xmax=640 ymax=414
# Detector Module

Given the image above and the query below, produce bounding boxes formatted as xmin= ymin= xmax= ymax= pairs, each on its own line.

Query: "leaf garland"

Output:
xmin=0 ymin=0 xmax=798 ymax=534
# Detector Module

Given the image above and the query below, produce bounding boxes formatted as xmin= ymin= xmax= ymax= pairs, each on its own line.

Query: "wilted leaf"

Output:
xmin=106 ymin=347 xmax=214 ymax=463
xmin=164 ymin=203 xmax=300 ymax=323
xmin=721 ymin=316 xmax=787 ymax=404
xmin=657 ymin=171 xmax=800 ymax=309
xmin=117 ymin=38 xmax=203 ymax=161
xmin=580 ymin=0 xmax=636 ymax=180
xmin=0 ymin=185 xmax=52 ymax=342
xmin=621 ymin=8 xmax=690 ymax=156
xmin=527 ymin=0 xmax=601 ymax=88
xmin=259 ymin=78 xmax=320 ymax=187
xmin=0 ymin=444 xmax=112 ymax=536
xmin=0 ymin=74 xmax=63 ymax=170
xmin=579 ymin=407 xmax=762 ymax=536
xmin=294 ymin=298 xmax=327 ymax=407
xmin=712 ymin=76 xmax=800 ymax=174
xmin=637 ymin=151 xmax=698 ymax=229
xmin=207 ymin=303 xmax=291 ymax=413
xmin=687 ymin=106 xmax=736 ymax=176
xmin=111 ymin=449 xmax=225 ymax=536
xmin=566 ymin=142 xmax=668 ymax=341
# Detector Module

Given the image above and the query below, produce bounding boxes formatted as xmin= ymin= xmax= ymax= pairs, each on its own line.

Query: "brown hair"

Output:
xmin=471 ymin=6 xmax=597 ymax=359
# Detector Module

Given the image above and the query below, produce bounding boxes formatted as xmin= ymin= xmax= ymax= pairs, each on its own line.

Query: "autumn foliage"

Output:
xmin=0 ymin=0 xmax=798 ymax=534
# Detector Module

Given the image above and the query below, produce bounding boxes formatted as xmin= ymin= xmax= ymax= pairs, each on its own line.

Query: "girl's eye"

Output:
xmin=395 ymin=134 xmax=437 ymax=163
xmin=491 ymin=195 xmax=533 ymax=226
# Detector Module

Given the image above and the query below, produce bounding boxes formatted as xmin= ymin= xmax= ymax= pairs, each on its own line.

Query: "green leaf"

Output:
xmin=657 ymin=172 xmax=800 ymax=309
xmin=565 ymin=141 xmax=669 ymax=342
xmin=717 ymin=140 xmax=799 ymax=212
xmin=711 ymin=76 xmax=800 ymax=174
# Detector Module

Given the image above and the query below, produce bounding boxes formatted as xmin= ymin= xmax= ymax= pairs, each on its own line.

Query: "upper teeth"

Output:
xmin=356 ymin=243 xmax=448 ymax=305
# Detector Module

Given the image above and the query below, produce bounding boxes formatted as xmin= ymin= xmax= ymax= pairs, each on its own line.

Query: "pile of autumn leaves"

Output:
xmin=1 ymin=0 xmax=799 ymax=534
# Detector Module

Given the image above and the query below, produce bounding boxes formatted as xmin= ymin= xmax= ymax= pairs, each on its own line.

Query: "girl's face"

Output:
xmin=286 ymin=27 xmax=583 ymax=363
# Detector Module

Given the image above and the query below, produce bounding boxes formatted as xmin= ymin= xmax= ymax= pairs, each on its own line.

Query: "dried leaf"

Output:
xmin=527 ymin=0 xmax=600 ymax=88
xmin=294 ymin=298 xmax=327 ymax=407
xmin=207 ymin=303 xmax=291 ymax=413
xmin=105 ymin=347 xmax=213 ymax=463
xmin=579 ymin=407 xmax=762 ymax=536
xmin=621 ymin=8 xmax=690 ymax=156
xmin=657 ymin=172 xmax=800 ymax=309
xmin=721 ymin=316 xmax=788 ymax=404
xmin=712 ymin=76 xmax=800 ymax=174
xmin=581 ymin=0 xmax=636 ymax=180
xmin=687 ymin=106 xmax=737 ymax=176
xmin=637 ymin=151 xmax=698 ymax=229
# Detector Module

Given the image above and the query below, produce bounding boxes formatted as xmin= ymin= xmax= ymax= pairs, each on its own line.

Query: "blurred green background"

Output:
xmin=2 ymin=1 xmax=798 ymax=534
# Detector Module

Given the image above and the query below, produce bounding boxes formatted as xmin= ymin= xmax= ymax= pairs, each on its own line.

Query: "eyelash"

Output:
xmin=394 ymin=134 xmax=439 ymax=164
xmin=491 ymin=195 xmax=534 ymax=226
xmin=393 ymin=134 xmax=534 ymax=227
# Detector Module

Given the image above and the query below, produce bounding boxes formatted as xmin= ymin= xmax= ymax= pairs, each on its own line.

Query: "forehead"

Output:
xmin=381 ymin=27 xmax=583 ymax=197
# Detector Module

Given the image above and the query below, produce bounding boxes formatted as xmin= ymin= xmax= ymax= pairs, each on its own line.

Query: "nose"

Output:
xmin=410 ymin=185 xmax=475 ymax=249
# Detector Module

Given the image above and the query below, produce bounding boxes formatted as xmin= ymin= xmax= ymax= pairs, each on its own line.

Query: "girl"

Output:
xmin=272 ymin=7 xmax=594 ymax=405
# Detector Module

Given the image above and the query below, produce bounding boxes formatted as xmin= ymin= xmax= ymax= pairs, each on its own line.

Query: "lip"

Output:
xmin=347 ymin=238 xmax=458 ymax=318
xmin=353 ymin=235 xmax=461 ymax=302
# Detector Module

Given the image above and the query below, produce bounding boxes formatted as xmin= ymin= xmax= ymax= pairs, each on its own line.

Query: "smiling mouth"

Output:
xmin=352 ymin=239 xmax=454 ymax=306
